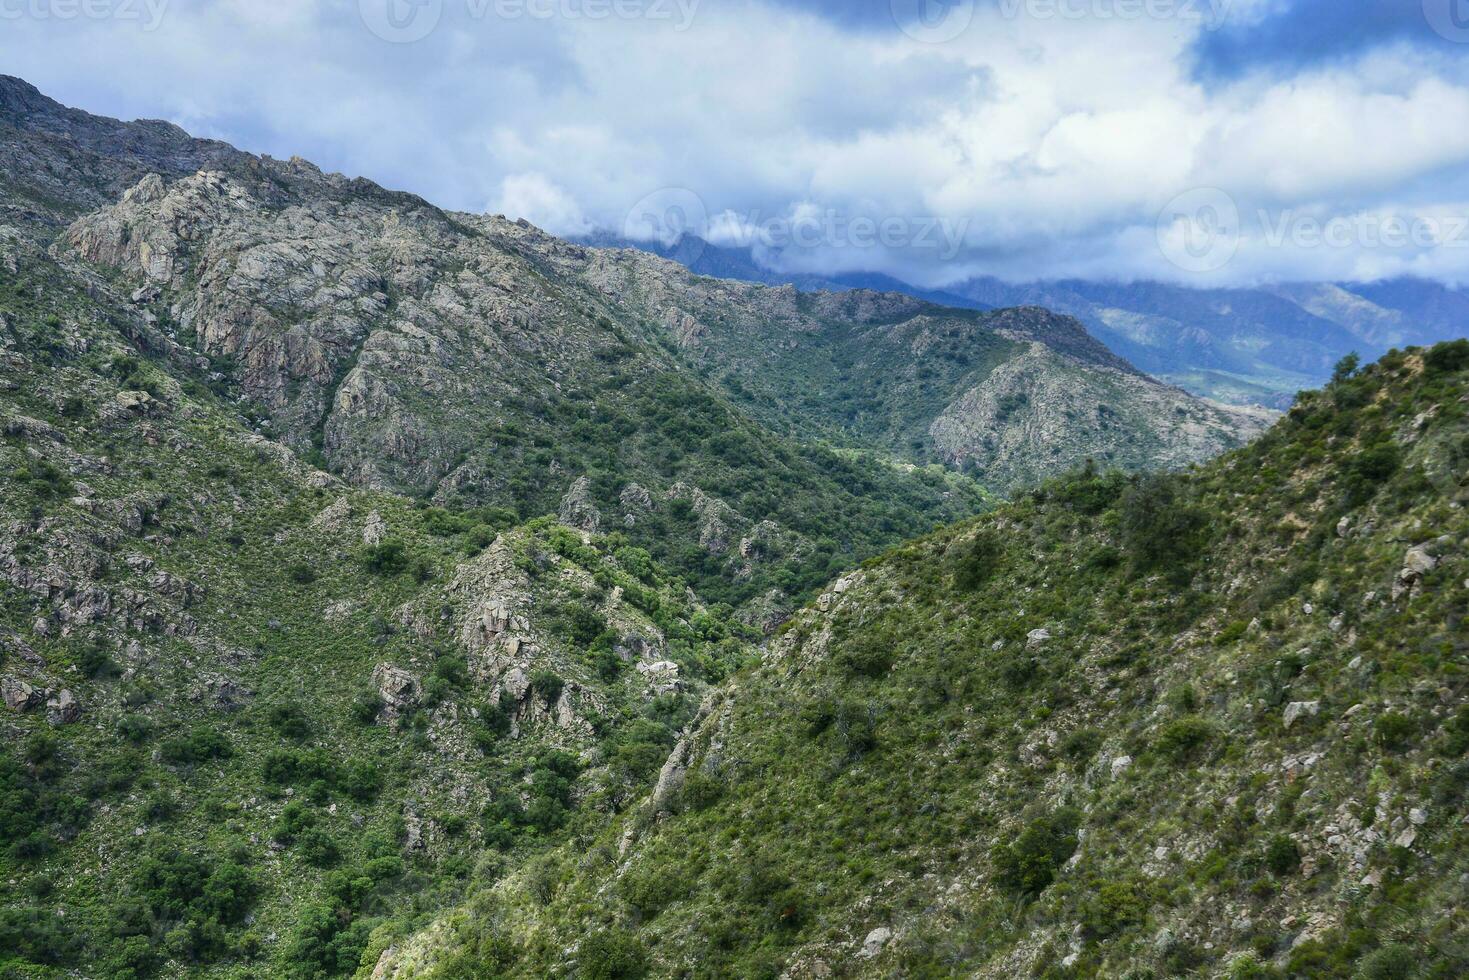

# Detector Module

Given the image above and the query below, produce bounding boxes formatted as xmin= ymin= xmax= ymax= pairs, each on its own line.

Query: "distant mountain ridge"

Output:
xmin=592 ymin=232 xmax=1469 ymax=408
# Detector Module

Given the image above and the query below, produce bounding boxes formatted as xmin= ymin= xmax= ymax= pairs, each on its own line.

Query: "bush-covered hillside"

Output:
xmin=0 ymin=237 xmax=769 ymax=978
xmin=376 ymin=341 xmax=1469 ymax=979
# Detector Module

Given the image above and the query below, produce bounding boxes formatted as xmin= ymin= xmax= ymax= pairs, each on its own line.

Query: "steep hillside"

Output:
xmin=535 ymin=245 xmax=1268 ymax=490
xmin=378 ymin=340 xmax=1469 ymax=979
xmin=0 ymin=223 xmax=770 ymax=978
xmin=1 ymin=74 xmax=991 ymax=619
xmin=7 ymin=77 xmax=1259 ymax=520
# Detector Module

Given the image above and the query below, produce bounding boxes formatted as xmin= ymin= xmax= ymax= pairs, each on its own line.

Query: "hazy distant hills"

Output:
xmin=594 ymin=233 xmax=1469 ymax=408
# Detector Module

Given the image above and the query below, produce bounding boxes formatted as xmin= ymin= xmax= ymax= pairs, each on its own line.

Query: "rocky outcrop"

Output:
xmin=372 ymin=664 xmax=420 ymax=720
xmin=45 ymin=688 xmax=81 ymax=725
xmin=558 ymin=477 xmax=601 ymax=533
xmin=2 ymin=675 xmax=43 ymax=712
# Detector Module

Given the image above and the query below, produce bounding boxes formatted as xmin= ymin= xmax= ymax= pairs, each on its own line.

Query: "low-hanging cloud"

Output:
xmin=3 ymin=0 xmax=1469 ymax=287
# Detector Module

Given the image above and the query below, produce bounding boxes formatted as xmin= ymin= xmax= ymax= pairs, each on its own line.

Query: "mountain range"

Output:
xmin=0 ymin=74 xmax=1465 ymax=980
xmin=595 ymin=232 xmax=1469 ymax=409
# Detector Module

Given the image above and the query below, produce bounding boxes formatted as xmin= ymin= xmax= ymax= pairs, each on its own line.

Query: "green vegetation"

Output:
xmin=386 ymin=342 xmax=1469 ymax=978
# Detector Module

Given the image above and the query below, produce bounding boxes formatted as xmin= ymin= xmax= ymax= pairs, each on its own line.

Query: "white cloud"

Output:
xmin=3 ymin=0 xmax=1469 ymax=286
xmin=491 ymin=173 xmax=591 ymax=237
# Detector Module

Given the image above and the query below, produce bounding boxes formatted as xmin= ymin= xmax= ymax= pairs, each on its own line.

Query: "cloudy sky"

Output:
xmin=7 ymin=0 xmax=1469 ymax=287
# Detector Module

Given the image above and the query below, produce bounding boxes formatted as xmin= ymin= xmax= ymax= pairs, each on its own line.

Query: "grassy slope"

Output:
xmin=389 ymin=342 xmax=1469 ymax=979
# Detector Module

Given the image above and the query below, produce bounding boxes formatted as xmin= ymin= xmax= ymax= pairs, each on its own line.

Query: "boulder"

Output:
xmin=115 ymin=390 xmax=154 ymax=412
xmin=619 ymin=483 xmax=653 ymax=526
xmin=1401 ymin=545 xmax=1437 ymax=582
xmin=501 ymin=666 xmax=532 ymax=702
xmin=362 ymin=510 xmax=387 ymax=547
xmin=859 ymin=927 xmax=893 ymax=959
xmin=2 ymin=676 xmax=44 ymax=712
xmin=614 ymin=634 xmax=651 ymax=663
xmin=372 ymin=663 xmax=420 ymax=718
xmin=45 ymin=689 xmax=81 ymax=725
xmin=636 ymin=660 xmax=681 ymax=695
xmin=1110 ymin=755 xmax=1133 ymax=779
xmin=1026 ymin=628 xmax=1052 ymax=648
xmin=558 ymin=476 xmax=601 ymax=533
xmin=1283 ymin=701 xmax=1321 ymax=730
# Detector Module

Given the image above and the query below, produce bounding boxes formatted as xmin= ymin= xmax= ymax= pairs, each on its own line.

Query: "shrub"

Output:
xmin=677 ymin=769 xmax=725 ymax=812
xmin=1424 ymin=338 xmax=1469 ymax=374
xmin=340 ymin=760 xmax=382 ymax=802
xmin=1331 ymin=353 xmax=1361 ymax=383
xmin=545 ymin=602 xmax=607 ymax=649
xmin=1060 ymin=728 xmax=1102 ymax=763
xmin=1154 ymin=716 xmax=1215 ymax=762
xmin=273 ymin=801 xmax=316 ymax=843
xmin=1374 ymin=712 xmax=1417 ymax=752
xmin=1264 ymin=835 xmax=1301 ymax=876
xmin=991 ymin=808 xmax=1081 ymax=897
xmin=286 ymin=563 xmax=317 ymax=585
xmin=1118 ymin=475 xmax=1206 ymax=581
xmin=609 ymin=719 xmax=677 ymax=783
xmin=1342 ymin=444 xmax=1400 ymax=504
xmin=579 ymin=930 xmax=648 ymax=980
xmin=530 ymin=670 xmax=565 ymax=705
xmin=619 ymin=862 xmax=691 ymax=920
xmin=351 ymin=689 xmax=383 ymax=724
xmin=15 ymin=459 xmax=73 ymax=500
xmin=953 ymin=531 xmax=1004 ymax=591
xmin=265 ymin=703 xmax=313 ymax=741
xmin=835 ymin=636 xmax=896 ymax=678
xmin=361 ymin=540 xmax=408 ymax=575
xmin=76 ymin=642 xmax=119 ymax=679
xmin=160 ymin=727 xmax=232 ymax=766
xmin=1353 ymin=944 xmax=1419 ymax=980
xmin=297 ymin=828 xmax=340 ymax=868
xmin=117 ymin=715 xmax=153 ymax=743
xmin=1081 ymin=879 xmax=1147 ymax=938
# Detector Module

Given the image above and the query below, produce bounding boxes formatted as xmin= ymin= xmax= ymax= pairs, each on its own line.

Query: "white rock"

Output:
xmin=1410 ymin=808 xmax=1427 ymax=826
xmin=1400 ymin=546 xmax=1437 ymax=581
xmin=362 ymin=510 xmax=387 ymax=547
xmin=859 ymin=927 xmax=892 ymax=959
xmin=1110 ymin=755 xmax=1133 ymax=779
xmin=1283 ymin=701 xmax=1321 ymax=730
xmin=1026 ymin=628 xmax=1052 ymax=648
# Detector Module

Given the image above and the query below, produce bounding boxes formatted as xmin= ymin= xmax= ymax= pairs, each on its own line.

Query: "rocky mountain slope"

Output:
xmin=376 ymin=340 xmax=1469 ymax=979
xmin=0 ymin=75 xmax=1299 ymax=980
xmin=599 ymin=233 xmax=1468 ymax=411
xmin=0 ymin=200 xmax=783 ymax=977
xmin=2 ymin=75 xmax=1004 ymax=620
xmin=7 ymin=77 xmax=1260 ymax=512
